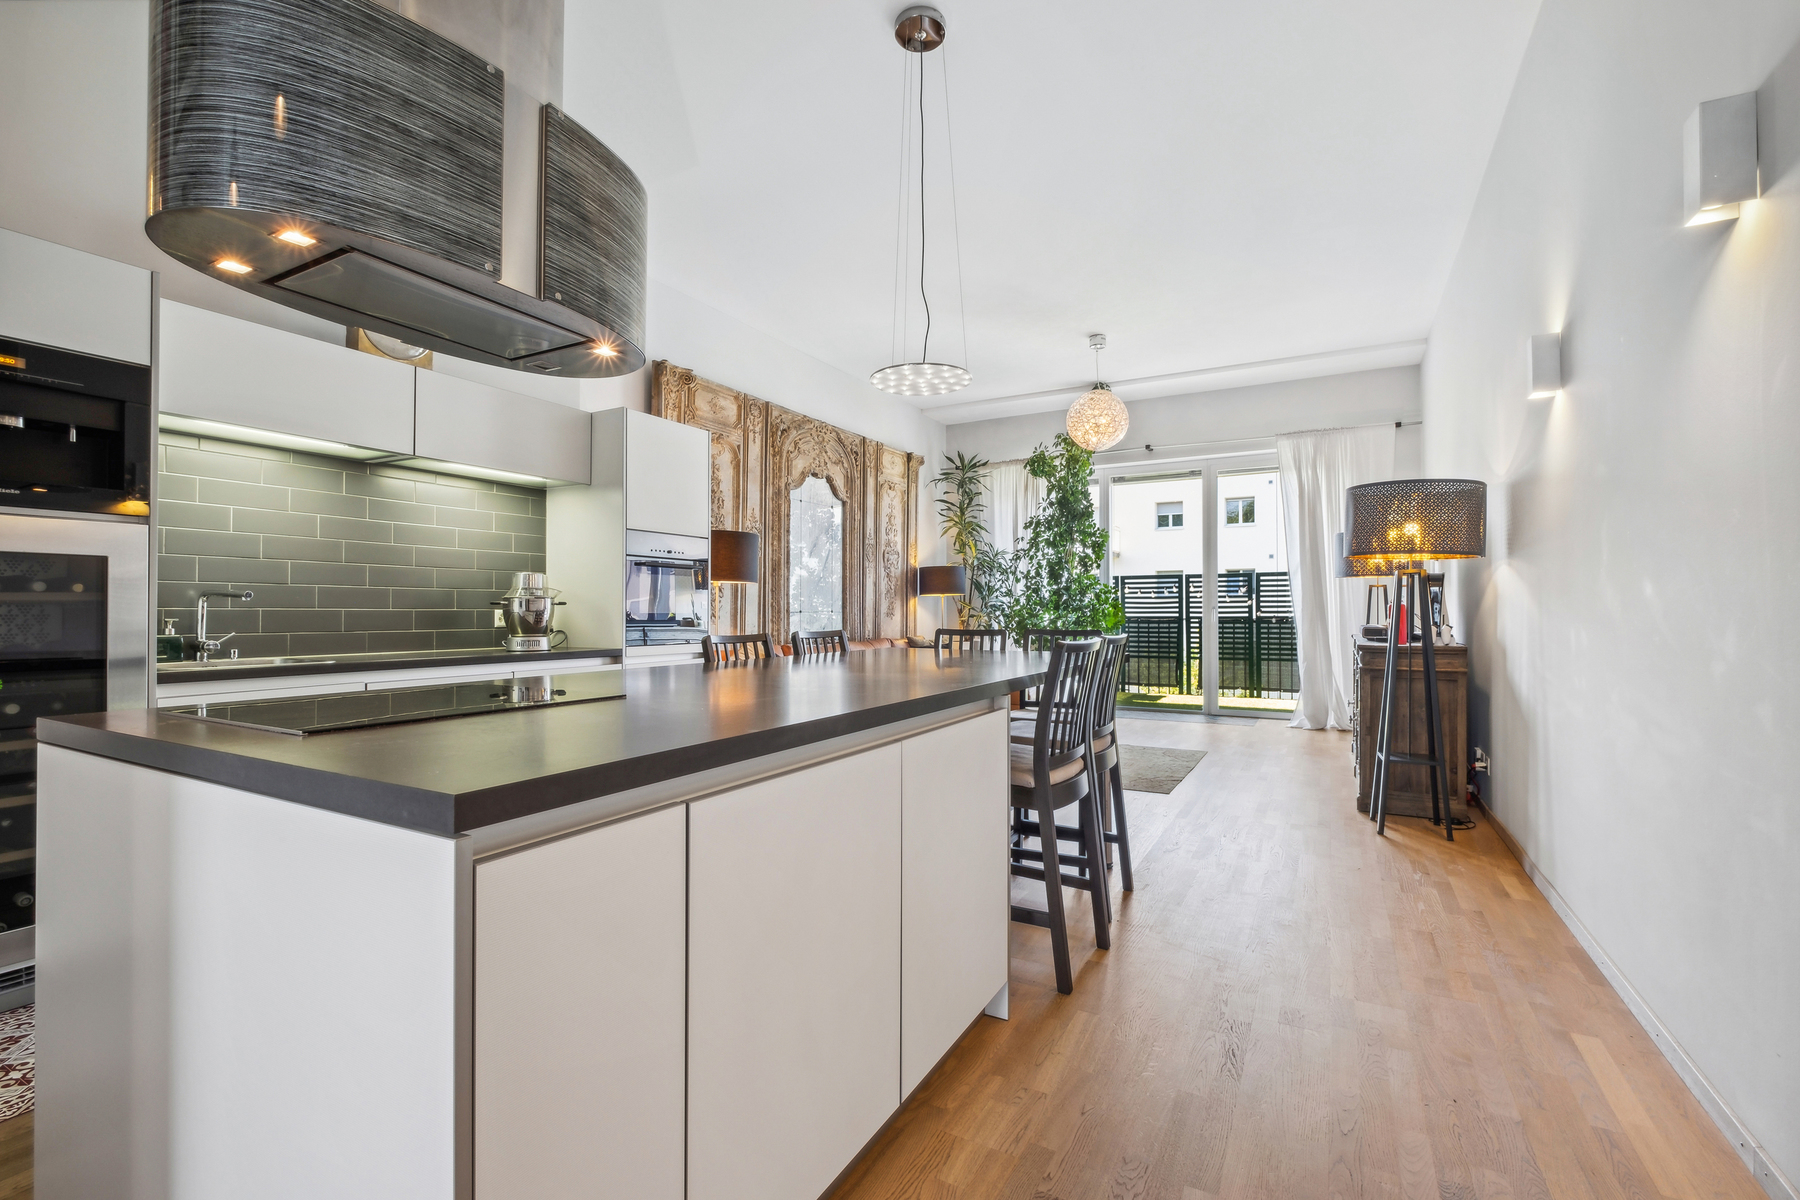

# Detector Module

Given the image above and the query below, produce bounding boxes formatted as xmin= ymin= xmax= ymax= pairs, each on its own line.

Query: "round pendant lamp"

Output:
xmin=870 ymin=6 xmax=972 ymax=397
xmin=1065 ymin=333 xmax=1129 ymax=451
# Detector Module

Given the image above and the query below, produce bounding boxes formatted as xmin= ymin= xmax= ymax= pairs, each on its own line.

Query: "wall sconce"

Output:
xmin=1684 ymin=92 xmax=1759 ymax=226
xmin=1528 ymin=333 xmax=1562 ymax=398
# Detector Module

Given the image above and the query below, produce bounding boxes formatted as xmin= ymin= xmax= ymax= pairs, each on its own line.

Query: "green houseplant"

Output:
xmin=928 ymin=451 xmax=999 ymax=626
xmin=988 ymin=435 xmax=1124 ymax=636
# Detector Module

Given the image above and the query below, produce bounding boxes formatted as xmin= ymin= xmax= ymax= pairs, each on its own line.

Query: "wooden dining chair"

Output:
xmin=701 ymin=633 xmax=775 ymax=665
xmin=789 ymin=629 xmax=848 ymax=655
xmin=1009 ymin=636 xmax=1109 ymax=995
xmin=934 ymin=628 xmax=1007 ymax=654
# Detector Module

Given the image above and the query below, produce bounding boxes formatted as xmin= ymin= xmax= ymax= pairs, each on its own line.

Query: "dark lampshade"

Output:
xmin=1345 ymin=478 xmax=1487 ymax=561
xmin=917 ymin=564 xmax=968 ymax=596
xmin=1334 ymin=531 xmax=1394 ymax=578
xmin=710 ymin=530 xmax=759 ymax=584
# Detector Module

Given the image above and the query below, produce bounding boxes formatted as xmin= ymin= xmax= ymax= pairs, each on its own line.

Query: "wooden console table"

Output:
xmin=1353 ymin=639 xmax=1469 ymax=821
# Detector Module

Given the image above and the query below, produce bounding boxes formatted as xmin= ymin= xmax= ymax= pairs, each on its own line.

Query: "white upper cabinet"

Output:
xmin=624 ymin=409 xmax=709 ymax=537
xmin=158 ymin=299 xmax=414 ymax=454
xmin=414 ymin=369 xmax=591 ymax=485
xmin=0 ymin=227 xmax=152 ymax=364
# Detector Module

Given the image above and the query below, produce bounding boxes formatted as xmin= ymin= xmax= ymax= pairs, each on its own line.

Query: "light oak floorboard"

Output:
xmin=831 ymin=717 xmax=1762 ymax=1200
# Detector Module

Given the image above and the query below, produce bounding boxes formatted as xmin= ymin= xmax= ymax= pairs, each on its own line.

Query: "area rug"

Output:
xmin=1119 ymin=746 xmax=1207 ymax=794
xmin=0 ymin=1005 xmax=30 ymax=1121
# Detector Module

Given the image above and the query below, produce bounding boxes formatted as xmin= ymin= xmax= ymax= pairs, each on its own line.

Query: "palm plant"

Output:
xmin=929 ymin=451 xmax=997 ymax=626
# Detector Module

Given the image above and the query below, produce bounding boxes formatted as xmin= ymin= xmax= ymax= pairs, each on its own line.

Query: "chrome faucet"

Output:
xmin=195 ymin=590 xmax=253 ymax=661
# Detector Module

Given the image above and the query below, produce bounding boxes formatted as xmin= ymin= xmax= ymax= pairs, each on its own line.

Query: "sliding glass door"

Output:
xmin=1101 ymin=456 xmax=1295 ymax=717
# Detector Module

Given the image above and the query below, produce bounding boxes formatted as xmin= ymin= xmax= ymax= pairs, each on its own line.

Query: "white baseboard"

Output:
xmin=1482 ymin=808 xmax=1797 ymax=1200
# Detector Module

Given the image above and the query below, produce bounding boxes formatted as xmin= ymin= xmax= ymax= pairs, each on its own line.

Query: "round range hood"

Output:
xmin=146 ymin=0 xmax=646 ymax=379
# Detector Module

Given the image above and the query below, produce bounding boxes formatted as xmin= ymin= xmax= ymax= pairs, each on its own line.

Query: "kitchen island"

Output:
xmin=36 ymin=649 xmax=1045 ymax=1200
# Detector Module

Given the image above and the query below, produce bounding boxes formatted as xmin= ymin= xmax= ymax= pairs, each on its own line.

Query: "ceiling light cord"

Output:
xmin=941 ymin=42 xmax=969 ymax=374
xmin=891 ymin=51 xmax=912 ymax=366
xmin=917 ymin=53 xmax=932 ymax=365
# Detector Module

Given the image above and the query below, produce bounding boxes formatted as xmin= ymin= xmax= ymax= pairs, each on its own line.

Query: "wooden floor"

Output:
xmin=0 ymin=719 xmax=1762 ymax=1200
xmin=831 ymin=716 xmax=1763 ymax=1200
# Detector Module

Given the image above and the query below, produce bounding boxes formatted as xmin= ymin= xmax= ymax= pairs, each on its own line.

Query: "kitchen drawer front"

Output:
xmin=158 ymin=300 xmax=415 ymax=454
xmin=413 ymin=369 xmax=591 ymax=485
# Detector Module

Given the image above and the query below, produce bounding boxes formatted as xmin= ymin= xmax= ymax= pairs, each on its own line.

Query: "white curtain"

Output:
xmin=1277 ymin=426 xmax=1396 ymax=730
xmin=982 ymin=459 xmax=1044 ymax=554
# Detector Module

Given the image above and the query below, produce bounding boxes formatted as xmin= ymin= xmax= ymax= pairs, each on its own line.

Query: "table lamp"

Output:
xmin=1344 ymin=479 xmax=1486 ymax=841
xmin=1335 ymin=530 xmax=1391 ymax=629
xmin=710 ymin=530 xmax=759 ymax=632
xmin=916 ymin=564 xmax=968 ymax=637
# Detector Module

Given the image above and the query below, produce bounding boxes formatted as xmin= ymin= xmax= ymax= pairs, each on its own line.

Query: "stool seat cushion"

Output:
xmin=1009 ymin=726 xmax=1111 ymax=754
xmin=1009 ymin=745 xmax=1087 ymax=787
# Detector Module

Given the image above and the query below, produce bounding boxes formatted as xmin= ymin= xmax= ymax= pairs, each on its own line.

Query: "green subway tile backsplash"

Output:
xmin=156 ymin=432 xmax=547 ymax=656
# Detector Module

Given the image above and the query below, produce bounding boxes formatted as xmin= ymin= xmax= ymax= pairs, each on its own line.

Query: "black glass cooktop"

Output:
xmin=169 ymin=671 xmax=625 ymax=736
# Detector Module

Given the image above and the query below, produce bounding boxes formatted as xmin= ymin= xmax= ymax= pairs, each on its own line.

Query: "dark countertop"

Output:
xmin=156 ymin=644 xmax=623 ymax=685
xmin=47 ymin=650 xmax=1046 ymax=837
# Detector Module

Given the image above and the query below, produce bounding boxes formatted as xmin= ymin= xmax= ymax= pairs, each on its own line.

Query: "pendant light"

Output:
xmin=871 ymin=6 xmax=972 ymax=397
xmin=1065 ymin=333 xmax=1129 ymax=451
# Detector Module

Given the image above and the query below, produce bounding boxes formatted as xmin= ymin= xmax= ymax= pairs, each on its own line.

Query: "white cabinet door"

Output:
xmin=158 ymin=300 xmax=415 ymax=454
xmin=0 ymin=228 xmax=152 ymax=364
xmin=413 ymin=369 xmax=592 ymax=485
xmin=474 ymin=805 xmax=686 ymax=1200
xmin=623 ymin=410 xmax=709 ymax=537
xmin=901 ymin=710 xmax=1010 ymax=1095
xmin=687 ymin=744 xmax=902 ymax=1200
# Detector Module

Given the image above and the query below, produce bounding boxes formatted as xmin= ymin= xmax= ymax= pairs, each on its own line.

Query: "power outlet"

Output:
xmin=492 ymin=608 xmax=505 ymax=628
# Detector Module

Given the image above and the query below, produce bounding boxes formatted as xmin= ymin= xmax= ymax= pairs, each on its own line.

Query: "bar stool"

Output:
xmin=790 ymin=629 xmax=848 ymax=655
xmin=701 ymin=633 xmax=774 ymax=665
xmin=1011 ymin=633 xmax=1132 ymax=891
xmin=935 ymin=628 xmax=1007 ymax=653
xmin=1016 ymin=628 xmax=1102 ymax=711
xmin=1008 ymin=636 xmax=1108 ymax=995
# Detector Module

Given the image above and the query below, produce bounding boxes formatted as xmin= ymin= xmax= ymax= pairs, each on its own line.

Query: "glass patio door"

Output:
xmin=1102 ymin=458 xmax=1295 ymax=717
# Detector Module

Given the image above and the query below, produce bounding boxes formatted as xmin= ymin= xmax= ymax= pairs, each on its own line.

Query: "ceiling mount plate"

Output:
xmin=895 ymin=5 xmax=946 ymax=52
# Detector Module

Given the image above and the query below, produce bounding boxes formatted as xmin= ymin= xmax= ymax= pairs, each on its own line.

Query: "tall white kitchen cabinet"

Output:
xmin=473 ymin=805 xmax=687 ymax=1200
xmin=0 ymin=227 xmax=152 ymax=365
xmin=900 ymin=708 xmax=1010 ymax=1094
xmin=621 ymin=408 xmax=709 ymax=537
xmin=687 ymin=744 xmax=904 ymax=1200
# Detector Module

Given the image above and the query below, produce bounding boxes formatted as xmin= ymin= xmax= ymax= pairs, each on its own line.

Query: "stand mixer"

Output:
xmin=493 ymin=572 xmax=567 ymax=652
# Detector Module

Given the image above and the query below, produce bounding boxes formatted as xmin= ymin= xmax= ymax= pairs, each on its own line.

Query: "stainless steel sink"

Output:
xmin=161 ymin=657 xmax=338 ymax=671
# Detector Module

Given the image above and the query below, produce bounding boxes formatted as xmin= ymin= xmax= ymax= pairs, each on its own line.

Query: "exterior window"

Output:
xmin=1155 ymin=501 xmax=1184 ymax=529
xmin=1225 ymin=496 xmax=1256 ymax=525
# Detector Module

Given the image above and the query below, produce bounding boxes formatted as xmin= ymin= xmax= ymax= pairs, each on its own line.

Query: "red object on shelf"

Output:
xmin=1396 ymin=603 xmax=1409 ymax=644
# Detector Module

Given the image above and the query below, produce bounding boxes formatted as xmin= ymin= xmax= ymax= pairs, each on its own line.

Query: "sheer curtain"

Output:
xmin=1277 ymin=426 xmax=1396 ymax=730
xmin=982 ymin=459 xmax=1044 ymax=554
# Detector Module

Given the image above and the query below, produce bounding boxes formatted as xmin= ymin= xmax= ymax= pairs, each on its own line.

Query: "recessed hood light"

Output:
xmin=274 ymin=229 xmax=317 ymax=247
xmin=213 ymin=259 xmax=253 ymax=275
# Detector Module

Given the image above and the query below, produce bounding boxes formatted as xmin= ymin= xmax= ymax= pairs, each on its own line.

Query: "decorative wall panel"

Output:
xmin=651 ymin=362 xmax=920 ymax=646
xmin=765 ymin=404 xmax=866 ymax=648
xmin=149 ymin=0 xmax=504 ymax=271
xmin=541 ymin=106 xmax=648 ymax=351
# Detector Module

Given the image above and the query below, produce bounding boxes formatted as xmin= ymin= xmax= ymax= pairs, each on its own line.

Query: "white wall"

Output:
xmin=947 ymin=366 xmax=1422 ymax=467
xmin=1421 ymin=0 xmax=1800 ymax=1189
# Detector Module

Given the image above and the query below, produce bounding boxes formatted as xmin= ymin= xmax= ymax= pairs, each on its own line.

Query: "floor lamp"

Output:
xmin=1344 ymin=479 xmax=1487 ymax=841
xmin=709 ymin=530 xmax=759 ymax=633
xmin=916 ymin=564 xmax=968 ymax=640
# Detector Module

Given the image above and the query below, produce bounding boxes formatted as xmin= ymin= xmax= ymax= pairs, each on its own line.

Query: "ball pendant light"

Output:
xmin=871 ymin=6 xmax=972 ymax=398
xmin=1065 ymin=334 xmax=1129 ymax=451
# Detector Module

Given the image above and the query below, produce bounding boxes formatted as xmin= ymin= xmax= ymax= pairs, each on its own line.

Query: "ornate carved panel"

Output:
xmin=651 ymin=361 xmax=920 ymax=646
xmin=765 ymin=403 xmax=866 ymax=647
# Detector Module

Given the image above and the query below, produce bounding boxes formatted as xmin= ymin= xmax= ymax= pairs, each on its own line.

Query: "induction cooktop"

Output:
xmin=168 ymin=671 xmax=625 ymax=736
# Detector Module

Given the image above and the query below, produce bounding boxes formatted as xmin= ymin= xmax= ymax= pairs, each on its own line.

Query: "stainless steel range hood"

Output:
xmin=144 ymin=0 xmax=645 ymax=378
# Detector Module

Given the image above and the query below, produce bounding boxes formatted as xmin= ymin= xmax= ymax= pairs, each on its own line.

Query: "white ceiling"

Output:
xmin=564 ymin=1 xmax=1542 ymax=422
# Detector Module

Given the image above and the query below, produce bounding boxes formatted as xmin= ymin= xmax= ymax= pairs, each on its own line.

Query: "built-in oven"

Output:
xmin=623 ymin=529 xmax=709 ymax=648
xmin=0 ymin=336 xmax=153 ymax=517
